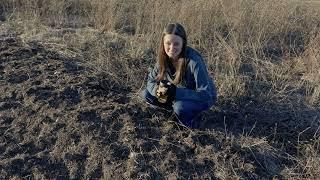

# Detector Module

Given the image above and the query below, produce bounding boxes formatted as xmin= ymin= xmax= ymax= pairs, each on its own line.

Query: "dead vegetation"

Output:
xmin=0 ymin=0 xmax=320 ymax=179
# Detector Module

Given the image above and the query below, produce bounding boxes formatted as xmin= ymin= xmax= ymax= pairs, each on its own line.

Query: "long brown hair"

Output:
xmin=156 ymin=23 xmax=187 ymax=85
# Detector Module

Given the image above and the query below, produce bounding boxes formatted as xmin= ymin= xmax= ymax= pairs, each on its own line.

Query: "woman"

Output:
xmin=142 ymin=23 xmax=217 ymax=128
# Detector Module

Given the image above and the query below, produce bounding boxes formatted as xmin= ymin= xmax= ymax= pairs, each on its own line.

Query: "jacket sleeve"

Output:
xmin=175 ymin=55 xmax=216 ymax=103
xmin=146 ymin=63 xmax=159 ymax=97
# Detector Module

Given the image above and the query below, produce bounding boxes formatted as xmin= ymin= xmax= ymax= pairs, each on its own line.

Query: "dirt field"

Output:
xmin=0 ymin=27 xmax=319 ymax=179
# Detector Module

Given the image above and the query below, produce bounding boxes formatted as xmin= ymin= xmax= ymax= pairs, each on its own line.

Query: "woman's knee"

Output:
xmin=173 ymin=100 xmax=208 ymax=117
xmin=173 ymin=101 xmax=191 ymax=117
xmin=141 ymin=89 xmax=158 ymax=104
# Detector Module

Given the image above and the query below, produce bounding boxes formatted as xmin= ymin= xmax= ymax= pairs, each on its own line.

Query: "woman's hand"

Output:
xmin=156 ymin=80 xmax=176 ymax=103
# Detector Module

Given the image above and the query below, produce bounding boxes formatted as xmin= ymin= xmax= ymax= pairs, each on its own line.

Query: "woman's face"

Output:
xmin=163 ymin=34 xmax=183 ymax=60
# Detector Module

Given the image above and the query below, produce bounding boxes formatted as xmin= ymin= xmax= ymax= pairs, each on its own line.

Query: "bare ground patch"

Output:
xmin=0 ymin=31 xmax=319 ymax=179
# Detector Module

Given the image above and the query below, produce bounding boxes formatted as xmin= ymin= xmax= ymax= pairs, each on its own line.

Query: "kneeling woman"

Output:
xmin=142 ymin=23 xmax=217 ymax=128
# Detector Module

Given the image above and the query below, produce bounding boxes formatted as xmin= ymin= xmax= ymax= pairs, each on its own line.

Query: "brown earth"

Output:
xmin=0 ymin=32 xmax=319 ymax=179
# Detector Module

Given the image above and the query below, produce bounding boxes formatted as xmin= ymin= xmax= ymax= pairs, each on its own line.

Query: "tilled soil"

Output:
xmin=0 ymin=34 xmax=318 ymax=179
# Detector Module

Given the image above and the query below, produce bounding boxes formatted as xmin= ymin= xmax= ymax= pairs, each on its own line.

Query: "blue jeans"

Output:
xmin=141 ymin=89 xmax=212 ymax=127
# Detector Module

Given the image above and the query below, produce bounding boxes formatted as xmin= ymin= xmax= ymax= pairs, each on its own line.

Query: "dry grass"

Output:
xmin=1 ymin=0 xmax=320 ymax=178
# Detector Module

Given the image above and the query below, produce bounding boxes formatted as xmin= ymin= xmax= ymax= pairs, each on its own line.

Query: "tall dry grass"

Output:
xmin=1 ymin=0 xmax=320 ymax=178
xmin=2 ymin=0 xmax=319 ymax=100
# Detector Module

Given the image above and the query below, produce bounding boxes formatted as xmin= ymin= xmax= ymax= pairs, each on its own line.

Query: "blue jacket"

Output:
xmin=147 ymin=47 xmax=217 ymax=106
